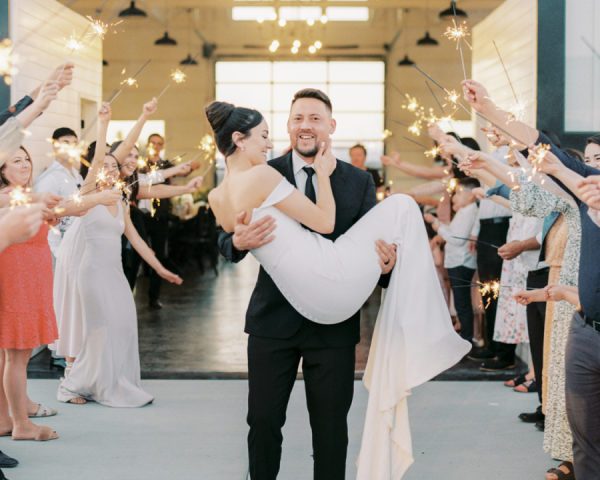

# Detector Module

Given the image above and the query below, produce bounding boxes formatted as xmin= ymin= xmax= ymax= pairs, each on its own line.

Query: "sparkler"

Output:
xmin=382 ymin=129 xmax=393 ymax=140
xmin=64 ymin=33 xmax=84 ymax=53
xmin=9 ymin=186 xmax=32 ymax=208
xmin=156 ymin=68 xmax=189 ymax=100
xmin=412 ymin=64 xmax=531 ymax=148
xmin=85 ymin=16 xmax=123 ymax=42
xmin=107 ymin=59 xmax=152 ymax=105
xmin=425 ymin=146 xmax=441 ymax=158
xmin=402 ymin=94 xmax=420 ymax=113
xmin=443 ymin=18 xmax=471 ymax=81
xmin=529 ymin=143 xmax=551 ymax=175
xmin=492 ymin=40 xmax=525 ymax=122
xmin=0 ymin=38 xmax=18 ymax=85
xmin=478 ymin=280 xmax=500 ymax=309
xmin=408 ymin=120 xmax=422 ymax=137
xmin=51 ymin=139 xmax=87 ymax=167
xmin=444 ymin=177 xmax=458 ymax=194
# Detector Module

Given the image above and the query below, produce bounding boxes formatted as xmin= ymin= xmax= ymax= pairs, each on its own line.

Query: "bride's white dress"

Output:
xmin=251 ymin=178 xmax=470 ymax=479
xmin=57 ymin=202 xmax=153 ymax=407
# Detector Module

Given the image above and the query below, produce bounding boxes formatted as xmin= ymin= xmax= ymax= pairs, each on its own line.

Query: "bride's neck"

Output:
xmin=225 ymin=152 xmax=253 ymax=174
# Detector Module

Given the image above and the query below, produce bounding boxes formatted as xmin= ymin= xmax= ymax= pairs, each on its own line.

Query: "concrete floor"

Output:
xmin=4 ymin=380 xmax=552 ymax=480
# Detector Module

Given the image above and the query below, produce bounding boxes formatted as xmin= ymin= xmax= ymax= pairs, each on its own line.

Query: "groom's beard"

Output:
xmin=294 ymin=145 xmax=319 ymax=158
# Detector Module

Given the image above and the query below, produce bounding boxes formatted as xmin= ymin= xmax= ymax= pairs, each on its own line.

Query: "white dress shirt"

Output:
xmin=34 ymin=160 xmax=84 ymax=257
xmin=437 ymin=202 xmax=479 ymax=269
xmin=292 ymin=150 xmax=318 ymax=199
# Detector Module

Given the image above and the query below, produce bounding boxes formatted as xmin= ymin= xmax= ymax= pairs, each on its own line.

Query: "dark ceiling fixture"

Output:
xmin=439 ymin=1 xmax=468 ymax=19
xmin=180 ymin=54 xmax=198 ymax=65
xmin=417 ymin=31 xmax=438 ymax=46
xmin=102 ymin=59 xmax=109 ymax=66
xmin=118 ymin=1 xmax=147 ymax=18
xmin=398 ymin=54 xmax=415 ymax=66
xmin=155 ymin=31 xmax=177 ymax=46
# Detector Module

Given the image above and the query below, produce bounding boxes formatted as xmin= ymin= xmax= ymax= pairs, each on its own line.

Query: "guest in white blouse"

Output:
xmin=425 ymin=177 xmax=481 ymax=352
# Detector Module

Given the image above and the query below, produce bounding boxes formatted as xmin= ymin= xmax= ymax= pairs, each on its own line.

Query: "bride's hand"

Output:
xmin=313 ymin=141 xmax=336 ymax=177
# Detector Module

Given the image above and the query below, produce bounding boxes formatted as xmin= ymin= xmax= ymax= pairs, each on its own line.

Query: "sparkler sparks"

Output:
xmin=51 ymin=139 xmax=87 ymax=166
xmin=443 ymin=19 xmax=472 ymax=49
xmin=445 ymin=177 xmax=458 ymax=195
xmin=9 ymin=186 xmax=32 ymax=208
xmin=478 ymin=280 xmax=500 ymax=309
xmin=85 ymin=16 xmax=123 ymax=41
xmin=65 ymin=33 xmax=84 ymax=53
xmin=425 ymin=146 xmax=441 ymax=158
xmin=530 ymin=143 xmax=551 ymax=172
xmin=408 ymin=121 xmax=422 ymax=137
xmin=445 ymin=89 xmax=460 ymax=106
xmin=0 ymin=38 xmax=18 ymax=85
xmin=170 ymin=69 xmax=187 ymax=84
xmin=402 ymin=94 xmax=420 ymax=113
xmin=382 ymin=129 xmax=393 ymax=140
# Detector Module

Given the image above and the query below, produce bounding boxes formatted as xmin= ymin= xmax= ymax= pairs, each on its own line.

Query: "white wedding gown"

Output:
xmin=57 ymin=202 xmax=153 ymax=407
xmin=251 ymin=178 xmax=470 ymax=479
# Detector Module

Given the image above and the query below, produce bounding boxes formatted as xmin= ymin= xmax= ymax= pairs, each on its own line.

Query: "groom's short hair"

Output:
xmin=292 ymin=88 xmax=332 ymax=114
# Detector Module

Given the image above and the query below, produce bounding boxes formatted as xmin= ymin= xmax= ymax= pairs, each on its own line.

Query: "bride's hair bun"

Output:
xmin=205 ymin=101 xmax=263 ymax=157
xmin=205 ymin=101 xmax=235 ymax=135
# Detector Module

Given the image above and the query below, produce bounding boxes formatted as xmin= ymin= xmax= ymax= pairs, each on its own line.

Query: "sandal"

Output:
xmin=12 ymin=425 xmax=59 ymax=442
xmin=28 ymin=403 xmax=58 ymax=418
xmin=504 ymin=373 xmax=527 ymax=388
xmin=514 ymin=379 xmax=537 ymax=393
xmin=546 ymin=461 xmax=575 ymax=480
xmin=66 ymin=397 xmax=87 ymax=405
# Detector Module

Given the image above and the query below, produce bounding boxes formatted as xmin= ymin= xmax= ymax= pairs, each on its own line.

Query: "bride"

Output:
xmin=207 ymin=101 xmax=470 ymax=478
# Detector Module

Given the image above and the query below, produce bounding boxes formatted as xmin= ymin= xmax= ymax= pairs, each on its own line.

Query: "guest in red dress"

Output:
xmin=0 ymin=146 xmax=58 ymax=441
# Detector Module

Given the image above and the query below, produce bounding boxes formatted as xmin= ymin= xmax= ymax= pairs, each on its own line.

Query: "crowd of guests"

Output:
xmin=0 ymin=65 xmax=599 ymax=480
xmin=0 ymin=63 xmax=204 ymax=479
xmin=381 ymin=80 xmax=600 ymax=480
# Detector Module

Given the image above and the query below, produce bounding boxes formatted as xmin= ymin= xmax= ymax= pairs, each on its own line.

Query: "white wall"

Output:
xmin=472 ymin=0 xmax=538 ymax=149
xmin=9 ymin=0 xmax=102 ymax=176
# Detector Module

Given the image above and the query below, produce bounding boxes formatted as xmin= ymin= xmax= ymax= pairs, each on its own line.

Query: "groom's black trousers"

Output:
xmin=247 ymin=321 xmax=355 ymax=480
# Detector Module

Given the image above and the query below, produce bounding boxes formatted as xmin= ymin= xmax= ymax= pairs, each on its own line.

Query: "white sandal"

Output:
xmin=28 ymin=403 xmax=58 ymax=418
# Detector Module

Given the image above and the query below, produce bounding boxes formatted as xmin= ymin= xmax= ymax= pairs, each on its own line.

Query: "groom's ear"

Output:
xmin=329 ymin=118 xmax=337 ymax=135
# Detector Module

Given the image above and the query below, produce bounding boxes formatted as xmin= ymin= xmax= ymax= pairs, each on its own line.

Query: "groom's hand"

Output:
xmin=376 ymin=239 xmax=396 ymax=274
xmin=232 ymin=212 xmax=276 ymax=251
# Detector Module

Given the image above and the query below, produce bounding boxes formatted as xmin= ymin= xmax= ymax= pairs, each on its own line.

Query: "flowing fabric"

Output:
xmin=251 ymin=178 xmax=470 ymax=478
xmin=57 ymin=202 xmax=153 ymax=407
xmin=51 ymin=218 xmax=86 ymax=357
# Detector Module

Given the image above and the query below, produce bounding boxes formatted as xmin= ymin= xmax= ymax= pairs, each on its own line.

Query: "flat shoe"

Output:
xmin=28 ymin=403 xmax=58 ymax=418
xmin=12 ymin=426 xmax=58 ymax=442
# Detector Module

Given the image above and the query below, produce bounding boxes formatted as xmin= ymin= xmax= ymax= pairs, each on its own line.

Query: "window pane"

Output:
xmin=273 ymin=61 xmax=327 ymax=83
xmin=279 ymin=6 xmax=322 ymax=21
xmin=325 ymin=7 xmax=369 ymax=22
xmin=216 ymin=62 xmax=271 ymax=83
xmin=329 ymin=61 xmax=384 ymax=83
xmin=232 ymin=7 xmax=276 ymax=21
xmin=271 ymin=112 xmax=291 ymax=140
xmin=332 ymin=113 xmax=384 ymax=140
xmin=216 ymin=84 xmax=271 ymax=112
xmin=329 ymin=84 xmax=383 ymax=112
xmin=273 ymin=83 xmax=328 ymax=112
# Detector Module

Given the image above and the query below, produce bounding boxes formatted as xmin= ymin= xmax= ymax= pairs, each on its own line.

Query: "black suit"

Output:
xmin=218 ymin=152 xmax=387 ymax=480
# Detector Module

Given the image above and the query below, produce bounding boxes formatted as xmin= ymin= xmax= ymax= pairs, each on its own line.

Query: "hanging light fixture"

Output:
xmin=118 ymin=1 xmax=147 ymax=18
xmin=180 ymin=9 xmax=198 ymax=65
xmin=417 ymin=2 xmax=438 ymax=46
xmin=398 ymin=54 xmax=415 ymax=66
xmin=439 ymin=1 xmax=468 ymax=19
xmin=102 ymin=59 xmax=109 ymax=66
xmin=417 ymin=31 xmax=438 ymax=46
xmin=155 ymin=31 xmax=177 ymax=45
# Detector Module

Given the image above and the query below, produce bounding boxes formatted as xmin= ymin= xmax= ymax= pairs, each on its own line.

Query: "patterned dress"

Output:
xmin=493 ymin=212 xmax=542 ymax=344
xmin=511 ymin=182 xmax=581 ymax=462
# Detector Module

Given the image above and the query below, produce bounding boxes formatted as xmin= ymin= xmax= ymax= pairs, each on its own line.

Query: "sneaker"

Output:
xmin=479 ymin=358 xmax=517 ymax=371
xmin=467 ymin=346 xmax=496 ymax=361
xmin=0 ymin=450 xmax=18 ymax=468
xmin=519 ymin=406 xmax=544 ymax=423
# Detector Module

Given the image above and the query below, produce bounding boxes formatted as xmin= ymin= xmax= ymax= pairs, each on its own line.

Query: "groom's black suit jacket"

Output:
xmin=217 ymin=151 xmax=389 ymax=347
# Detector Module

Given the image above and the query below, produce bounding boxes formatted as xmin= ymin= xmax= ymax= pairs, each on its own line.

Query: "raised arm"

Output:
xmin=381 ymin=152 xmax=448 ymax=180
xmin=82 ymin=103 xmax=111 ymax=193
xmin=136 ymin=176 xmax=204 ymax=200
xmin=111 ymin=98 xmax=158 ymax=164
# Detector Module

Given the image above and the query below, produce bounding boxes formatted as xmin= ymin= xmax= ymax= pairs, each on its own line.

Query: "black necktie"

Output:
xmin=302 ymin=166 xmax=316 ymax=203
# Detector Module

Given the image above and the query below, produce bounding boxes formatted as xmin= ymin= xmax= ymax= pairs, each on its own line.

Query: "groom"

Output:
xmin=218 ymin=88 xmax=396 ymax=480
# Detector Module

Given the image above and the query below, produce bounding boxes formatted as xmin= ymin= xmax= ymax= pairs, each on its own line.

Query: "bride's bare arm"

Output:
xmin=269 ymin=142 xmax=336 ymax=234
